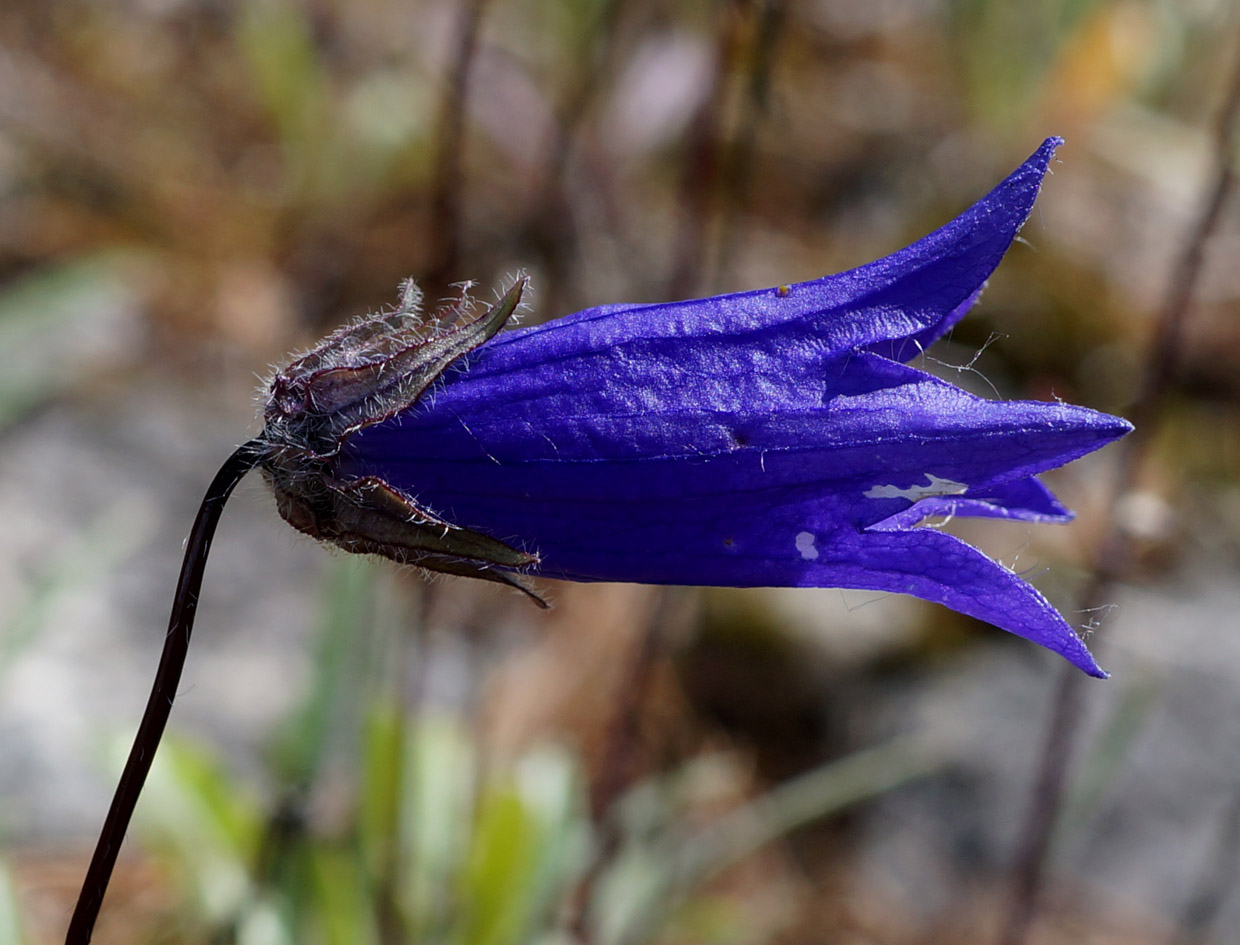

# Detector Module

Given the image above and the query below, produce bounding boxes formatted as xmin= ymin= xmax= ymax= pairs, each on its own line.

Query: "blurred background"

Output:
xmin=1 ymin=0 xmax=1239 ymax=943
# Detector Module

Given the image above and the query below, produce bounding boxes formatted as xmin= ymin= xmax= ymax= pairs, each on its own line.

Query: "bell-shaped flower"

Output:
xmin=261 ymin=138 xmax=1130 ymax=677
xmin=68 ymin=137 xmax=1137 ymax=945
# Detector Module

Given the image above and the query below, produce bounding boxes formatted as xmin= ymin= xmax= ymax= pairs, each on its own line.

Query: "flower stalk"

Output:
xmin=66 ymin=439 xmax=265 ymax=945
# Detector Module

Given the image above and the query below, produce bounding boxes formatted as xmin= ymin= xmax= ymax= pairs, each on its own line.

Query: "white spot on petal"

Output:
xmin=864 ymin=473 xmax=968 ymax=502
xmin=795 ymin=531 xmax=819 ymax=561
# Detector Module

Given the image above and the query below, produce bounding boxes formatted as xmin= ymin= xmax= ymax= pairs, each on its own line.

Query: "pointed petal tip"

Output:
xmin=857 ymin=137 xmax=1068 ymax=361
xmin=1089 ymin=412 xmax=1134 ymax=447
xmin=1048 ymin=403 xmax=1133 ymax=452
xmin=1053 ymin=618 xmax=1107 ymax=679
xmin=1015 ymin=611 xmax=1107 ymax=678
xmin=1039 ymin=135 xmax=1066 ymax=158
xmin=1003 ymin=136 xmax=1064 ymax=211
xmin=1022 ymin=137 xmax=1064 ymax=180
xmin=1071 ymin=644 xmax=1108 ymax=678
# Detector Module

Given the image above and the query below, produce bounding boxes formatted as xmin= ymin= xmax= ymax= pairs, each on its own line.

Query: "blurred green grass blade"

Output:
xmin=0 ymin=498 xmax=152 ymax=680
xmin=1056 ymin=673 xmax=1162 ymax=845
xmin=0 ymin=862 xmax=24 ymax=945
xmin=311 ymin=847 xmax=380 ymax=945
xmin=137 ymin=737 xmax=264 ymax=924
xmin=269 ymin=558 xmax=375 ymax=788
xmin=236 ymin=0 xmax=333 ymax=194
xmin=676 ymin=738 xmax=938 ymax=881
xmin=236 ymin=0 xmax=327 ymax=135
xmin=454 ymin=748 xmax=583 ymax=945
xmin=405 ymin=716 xmax=477 ymax=935
xmin=657 ymin=896 xmax=746 ymax=945
xmin=0 ymin=255 xmax=143 ymax=431
xmin=607 ymin=737 xmax=941 ymax=945
xmin=946 ymin=0 xmax=1106 ymax=127
xmin=343 ymin=71 xmax=434 ymax=181
xmin=359 ymin=699 xmax=404 ymax=880
xmin=506 ymin=749 xmax=588 ymax=941
xmin=235 ymin=896 xmax=294 ymax=945
xmin=456 ymin=783 xmax=541 ymax=945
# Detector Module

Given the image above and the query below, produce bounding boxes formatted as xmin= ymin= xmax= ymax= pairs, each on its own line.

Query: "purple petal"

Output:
xmin=341 ymin=349 xmax=1123 ymax=677
xmin=807 ymin=528 xmax=1105 ymax=677
xmin=344 ymin=351 xmax=1128 ymax=527
xmin=863 ymin=137 xmax=1063 ymax=362
xmin=465 ymin=138 xmax=1061 ymax=375
xmin=330 ymin=136 xmax=1126 ymax=675
xmin=341 ymin=441 xmax=1106 ymax=674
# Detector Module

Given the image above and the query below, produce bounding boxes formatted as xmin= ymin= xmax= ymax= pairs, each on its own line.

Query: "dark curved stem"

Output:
xmin=65 ymin=438 xmax=266 ymax=945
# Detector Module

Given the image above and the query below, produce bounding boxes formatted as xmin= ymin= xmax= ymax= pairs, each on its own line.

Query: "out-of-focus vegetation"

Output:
xmin=116 ymin=558 xmax=933 ymax=945
xmin=2 ymin=0 xmax=1239 ymax=943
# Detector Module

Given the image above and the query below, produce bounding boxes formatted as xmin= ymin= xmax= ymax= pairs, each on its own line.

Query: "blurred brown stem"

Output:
xmin=566 ymin=589 xmax=677 ymax=944
xmin=375 ymin=582 xmax=434 ymax=945
xmin=525 ymin=0 xmax=624 ymax=319
xmin=713 ymin=0 xmax=787 ymax=291
xmin=999 ymin=42 xmax=1240 ymax=945
xmin=1169 ymin=786 xmax=1240 ymax=945
xmin=426 ymin=0 xmax=492 ymax=296
xmin=667 ymin=0 xmax=747 ymax=300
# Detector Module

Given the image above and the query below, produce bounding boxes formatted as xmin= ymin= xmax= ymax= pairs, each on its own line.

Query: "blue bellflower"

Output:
xmin=260 ymin=138 xmax=1130 ymax=677
xmin=66 ymin=137 xmax=1130 ymax=945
